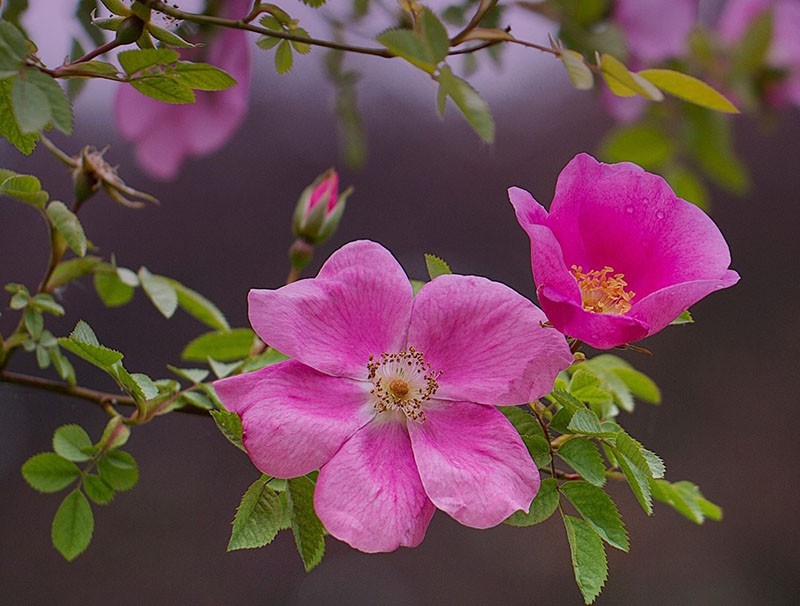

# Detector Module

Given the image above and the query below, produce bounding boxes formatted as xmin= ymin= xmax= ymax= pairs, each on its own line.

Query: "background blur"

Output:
xmin=1 ymin=4 xmax=799 ymax=605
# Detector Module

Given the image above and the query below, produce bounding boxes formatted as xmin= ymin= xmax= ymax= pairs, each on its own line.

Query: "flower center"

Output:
xmin=367 ymin=348 xmax=441 ymax=422
xmin=571 ymin=265 xmax=635 ymax=315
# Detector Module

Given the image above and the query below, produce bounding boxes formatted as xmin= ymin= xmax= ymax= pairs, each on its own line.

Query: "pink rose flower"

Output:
xmin=114 ymin=1 xmax=251 ymax=180
xmin=509 ymin=153 xmax=740 ymax=350
xmin=614 ymin=0 xmax=697 ymax=64
xmin=214 ymin=240 xmax=573 ymax=552
xmin=718 ymin=0 xmax=800 ymax=107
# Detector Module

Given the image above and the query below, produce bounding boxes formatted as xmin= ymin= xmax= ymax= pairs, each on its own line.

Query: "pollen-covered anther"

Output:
xmin=571 ymin=265 xmax=635 ymax=315
xmin=367 ymin=347 xmax=441 ymax=422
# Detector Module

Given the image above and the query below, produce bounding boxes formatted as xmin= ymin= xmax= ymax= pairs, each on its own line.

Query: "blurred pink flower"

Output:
xmin=614 ymin=0 xmax=697 ymax=64
xmin=510 ymin=153 xmax=739 ymax=350
xmin=214 ymin=240 xmax=572 ymax=552
xmin=114 ymin=1 xmax=251 ymax=180
xmin=718 ymin=0 xmax=800 ymax=106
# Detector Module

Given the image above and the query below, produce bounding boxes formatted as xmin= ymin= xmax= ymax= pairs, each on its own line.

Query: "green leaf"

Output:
xmin=651 ymin=480 xmax=721 ymax=523
xmin=731 ymin=9 xmax=772 ymax=75
xmin=166 ymin=279 xmax=230 ymax=330
xmin=47 ymin=201 xmax=87 ymax=256
xmin=210 ymin=409 xmax=245 ymax=451
xmin=557 ymin=438 xmax=606 ymax=487
xmin=83 ymin=475 xmax=115 ymax=505
xmin=94 ymin=266 xmax=135 ymax=307
xmin=289 ymin=27 xmax=312 ymax=55
xmin=181 ymin=328 xmax=256 ymax=362
xmin=53 ymin=424 xmax=92 ymax=462
xmin=437 ymin=64 xmax=495 ymax=143
xmin=168 ymin=366 xmax=209 ymax=384
xmin=32 ymin=294 xmax=65 ymax=316
xmin=239 ymin=348 xmax=290 ymax=373
xmin=130 ymin=75 xmax=196 ymax=104
xmin=148 ymin=24 xmax=195 ymax=48
xmin=0 ymin=78 xmax=38 ymax=154
xmin=46 ymin=256 xmax=102 ymax=290
xmin=1 ymin=173 xmax=49 ymax=207
xmin=21 ymin=452 xmax=81 ymax=493
xmin=274 ymin=41 xmax=293 ymax=74
xmin=208 ymin=357 xmax=241 ymax=379
xmin=611 ymin=367 xmax=661 ymax=405
xmin=639 ymin=69 xmax=739 ymax=113
xmin=664 ymin=166 xmax=709 ymax=210
xmin=670 ymin=309 xmax=694 ymax=326
xmin=682 ymin=105 xmax=748 ymax=193
xmin=0 ymin=21 xmax=29 ymax=74
xmin=378 ymin=28 xmax=438 ymax=73
xmin=567 ymin=408 xmax=604 ymax=435
xmin=24 ymin=308 xmax=43 ymax=338
xmin=501 ymin=406 xmax=551 ymax=468
xmin=561 ymin=481 xmax=628 ymax=551
xmin=52 ymin=490 xmax=94 ymax=561
xmin=12 ymin=68 xmax=73 ymax=134
xmin=424 ymin=253 xmax=452 ymax=280
xmin=287 ymin=475 xmax=325 ymax=572
xmin=564 ymin=515 xmax=607 ymax=604
xmin=58 ymin=320 xmax=124 ymax=370
xmin=228 ymin=475 xmax=291 ymax=551
xmin=418 ymin=8 xmax=450 ymax=64
xmin=256 ymin=35 xmax=281 ymax=50
xmin=96 ymin=450 xmax=138 ymax=491
xmin=600 ymin=124 xmax=672 ymax=169
xmin=560 ymin=49 xmax=594 ymax=90
xmin=138 ymin=267 xmax=178 ymax=318
xmin=600 ymin=53 xmax=663 ymax=100
xmin=614 ymin=449 xmax=653 ymax=514
xmin=174 ymin=61 xmax=236 ymax=91
xmin=504 ymin=478 xmax=559 ymax=527
xmin=130 ymin=372 xmax=159 ymax=401
xmin=118 ymin=48 xmax=180 ymax=75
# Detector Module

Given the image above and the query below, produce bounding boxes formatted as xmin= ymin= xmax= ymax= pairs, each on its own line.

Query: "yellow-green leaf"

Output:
xmin=638 ymin=69 xmax=739 ymax=113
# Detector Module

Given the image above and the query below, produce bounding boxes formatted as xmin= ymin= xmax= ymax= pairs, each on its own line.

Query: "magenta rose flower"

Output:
xmin=114 ymin=0 xmax=251 ymax=180
xmin=214 ymin=240 xmax=573 ymax=552
xmin=509 ymin=153 xmax=740 ymax=350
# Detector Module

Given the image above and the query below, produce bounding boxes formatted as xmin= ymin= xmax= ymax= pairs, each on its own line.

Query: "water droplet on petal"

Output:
xmin=625 ymin=206 xmax=634 ymax=214
xmin=641 ymin=197 xmax=650 ymax=205
xmin=656 ymin=210 xmax=665 ymax=220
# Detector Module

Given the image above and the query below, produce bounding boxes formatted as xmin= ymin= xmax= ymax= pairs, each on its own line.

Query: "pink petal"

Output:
xmin=718 ymin=0 xmax=770 ymax=45
xmin=214 ymin=360 xmax=374 ymax=478
xmin=315 ymin=418 xmax=435 ymax=553
xmin=408 ymin=400 xmax=540 ymax=528
xmin=615 ymin=0 xmax=696 ymax=62
xmin=249 ymin=240 xmax=413 ymax=379
xmin=408 ymin=274 xmax=572 ymax=404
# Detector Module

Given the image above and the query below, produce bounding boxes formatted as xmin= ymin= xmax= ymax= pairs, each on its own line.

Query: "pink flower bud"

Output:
xmin=292 ymin=169 xmax=351 ymax=245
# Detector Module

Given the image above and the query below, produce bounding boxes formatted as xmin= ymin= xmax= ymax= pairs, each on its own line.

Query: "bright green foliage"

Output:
xmin=275 ymin=41 xmax=294 ymax=74
xmin=560 ymin=49 xmax=594 ymax=90
xmin=47 ymin=201 xmax=87 ymax=256
xmin=130 ymin=76 xmax=196 ymax=103
xmin=557 ymin=438 xmax=606 ymax=487
xmin=683 ymin=105 xmax=749 ymax=194
xmin=208 ymin=357 xmax=240 ymax=379
xmin=0 ymin=79 xmax=38 ymax=153
xmin=611 ymin=435 xmax=655 ymax=515
xmin=168 ymin=366 xmax=210 ymax=384
xmin=1 ymin=172 xmax=49 ymax=207
xmin=210 ymin=409 xmax=245 ymax=452
xmin=181 ymin=328 xmax=257 ymax=362
xmin=378 ymin=9 xmax=449 ymax=74
xmin=504 ymin=478 xmax=560 ymax=527
xmin=52 ymin=490 xmax=94 ymax=561
xmin=119 ymin=48 xmax=180 ymax=75
xmin=53 ymin=425 xmax=93 ymax=462
xmin=670 ymin=310 xmax=694 ymax=325
xmin=166 ymin=279 xmax=230 ymax=330
xmin=0 ymin=20 xmax=28 ymax=77
xmin=561 ymin=481 xmax=628 ymax=552
xmin=563 ymin=515 xmax=608 ymax=604
xmin=639 ymin=69 xmax=739 ymax=114
xmin=94 ymin=266 xmax=136 ymax=307
xmin=567 ymin=408 xmax=605 ymax=435
xmin=573 ymin=355 xmax=661 ymax=412
xmin=651 ymin=480 xmax=722 ymax=524
xmin=173 ymin=61 xmax=237 ymax=91
xmin=228 ymin=475 xmax=291 ymax=551
xmin=287 ymin=475 xmax=326 ymax=572
xmin=600 ymin=54 xmax=663 ymax=101
xmin=47 ymin=256 xmax=102 ymax=290
xmin=437 ymin=64 xmax=495 ymax=143
xmin=21 ymin=453 xmax=81 ymax=493
xmin=96 ymin=450 xmax=138 ymax=491
xmin=424 ymin=253 xmax=452 ymax=280
xmin=12 ymin=68 xmax=73 ymax=134
xmin=83 ymin=475 xmax=115 ymax=505
xmin=138 ymin=267 xmax=178 ymax=318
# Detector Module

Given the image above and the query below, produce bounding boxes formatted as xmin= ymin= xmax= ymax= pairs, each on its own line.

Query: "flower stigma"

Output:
xmin=367 ymin=348 xmax=441 ymax=422
xmin=571 ymin=265 xmax=635 ymax=315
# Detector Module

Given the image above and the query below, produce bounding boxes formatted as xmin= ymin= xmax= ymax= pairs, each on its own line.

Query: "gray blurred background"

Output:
xmin=1 ymin=16 xmax=799 ymax=605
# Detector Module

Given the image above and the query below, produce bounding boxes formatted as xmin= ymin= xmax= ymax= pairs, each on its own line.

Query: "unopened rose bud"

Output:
xmin=115 ymin=15 xmax=145 ymax=45
xmin=292 ymin=168 xmax=352 ymax=245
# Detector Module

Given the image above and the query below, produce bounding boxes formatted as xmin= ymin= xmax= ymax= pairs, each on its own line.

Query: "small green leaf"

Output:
xmin=59 ymin=320 xmax=124 ymax=370
xmin=208 ymin=357 xmax=241 ymax=379
xmin=378 ymin=28 xmax=438 ymax=73
xmin=228 ymin=475 xmax=291 ymax=551
xmin=424 ymin=253 xmax=452 ymax=280
xmin=83 ymin=475 xmax=115 ymax=505
xmin=52 ymin=490 xmax=94 ymax=561
xmin=418 ymin=8 xmax=450 ymax=64
xmin=560 ymin=49 xmax=594 ymax=90
xmin=181 ymin=328 xmax=256 ymax=362
xmin=47 ymin=201 xmax=87 ymax=256
xmin=504 ymin=478 xmax=559 ymax=527
xmin=148 ymin=23 xmax=195 ymax=48
xmin=600 ymin=124 xmax=672 ymax=169
xmin=96 ymin=450 xmax=138 ymax=491
xmin=563 ymin=515 xmax=608 ymax=604
xmin=118 ymin=48 xmax=180 ymax=75
xmin=0 ymin=78 xmax=38 ymax=154
xmin=130 ymin=75 xmax=196 ymax=104
xmin=614 ymin=449 xmax=653 ymax=514
xmin=24 ymin=308 xmax=43 ymax=339
xmin=437 ymin=64 xmax=495 ymax=143
xmin=53 ymin=424 xmax=93 ymax=462
xmin=0 ymin=20 xmax=29 ymax=73
xmin=274 ymin=40 xmax=294 ymax=74
xmin=168 ymin=366 xmax=210 ymax=384
xmin=166 ymin=279 xmax=230 ymax=330
xmin=138 ymin=267 xmax=178 ymax=318
xmin=1 ymin=173 xmax=49 ymax=207
xmin=501 ymin=406 xmax=551 ymax=468
xmin=600 ymin=53 xmax=663 ymax=100
xmin=289 ymin=27 xmax=312 ymax=55
xmin=94 ymin=267 xmax=135 ymax=307
xmin=567 ymin=408 xmax=604 ymax=435
xmin=15 ymin=68 xmax=72 ymax=134
xmin=561 ymin=481 xmax=628 ymax=551
xmin=639 ymin=69 xmax=739 ymax=113
xmin=256 ymin=36 xmax=281 ymax=50
xmin=557 ymin=438 xmax=606 ymax=487
xmin=174 ymin=61 xmax=236 ymax=91
xmin=210 ymin=409 xmax=245 ymax=451
xmin=46 ymin=256 xmax=102 ymax=290
xmin=683 ymin=105 xmax=748 ymax=193
xmin=287 ymin=475 xmax=325 ymax=572
xmin=731 ymin=9 xmax=772 ymax=75
xmin=21 ymin=452 xmax=81 ymax=493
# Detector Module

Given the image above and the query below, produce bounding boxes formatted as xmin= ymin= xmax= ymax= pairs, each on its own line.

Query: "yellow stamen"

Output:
xmin=571 ymin=265 xmax=635 ymax=315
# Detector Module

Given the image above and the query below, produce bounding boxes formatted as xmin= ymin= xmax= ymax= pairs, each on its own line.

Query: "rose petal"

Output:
xmin=214 ymin=360 xmax=374 ymax=478
xmin=615 ymin=0 xmax=696 ymax=62
xmin=315 ymin=417 xmax=435 ymax=553
xmin=408 ymin=274 xmax=572 ymax=405
xmin=249 ymin=241 xmax=413 ymax=379
xmin=408 ymin=400 xmax=540 ymax=528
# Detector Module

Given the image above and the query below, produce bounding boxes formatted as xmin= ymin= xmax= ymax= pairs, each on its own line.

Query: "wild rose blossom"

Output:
xmin=718 ymin=0 xmax=800 ymax=107
xmin=509 ymin=153 xmax=739 ymax=350
xmin=214 ymin=240 xmax=573 ymax=552
xmin=114 ymin=0 xmax=251 ymax=180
